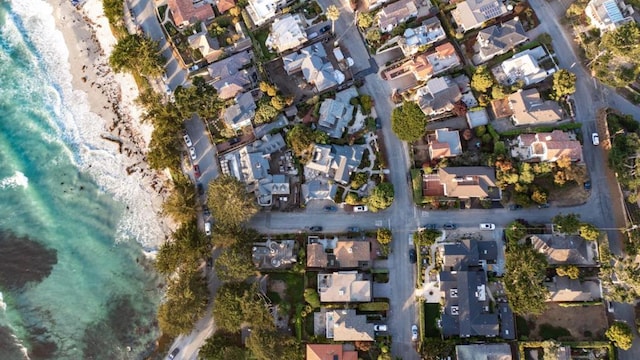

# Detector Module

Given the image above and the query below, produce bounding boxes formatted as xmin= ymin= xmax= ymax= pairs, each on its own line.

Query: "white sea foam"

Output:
xmin=0 ymin=292 xmax=6 ymax=312
xmin=9 ymin=0 xmax=167 ymax=247
xmin=0 ymin=171 xmax=29 ymax=190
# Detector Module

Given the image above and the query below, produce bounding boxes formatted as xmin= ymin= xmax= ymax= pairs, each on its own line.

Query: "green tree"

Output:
xmin=326 ymin=5 xmax=340 ymax=34
xmin=200 ymin=331 xmax=249 ymax=360
xmin=161 ymin=172 xmax=197 ymax=223
xmin=553 ymin=213 xmax=581 ymax=234
xmin=259 ymin=82 xmax=278 ymax=97
xmin=365 ymin=182 xmax=394 ymax=211
xmin=531 ymin=188 xmax=548 ymax=204
xmin=207 ymin=176 xmax=258 ymax=232
xmin=606 ymin=321 xmax=634 ymax=350
xmin=345 ymin=192 xmax=361 ymax=205
xmin=491 ymin=84 xmax=508 ymax=99
xmin=215 ymin=245 xmax=256 ymax=282
xmin=365 ymin=29 xmax=382 ymax=43
xmin=109 ymin=34 xmax=164 ymax=76
xmin=503 ymin=245 xmax=548 ymax=315
xmin=377 ymin=228 xmax=392 ymax=245
xmin=270 ymin=95 xmax=286 ymax=110
xmin=579 ymin=223 xmax=600 ymax=241
xmin=254 ymin=101 xmax=279 ymax=124
xmin=471 ymin=66 xmax=494 ymax=93
xmin=103 ymin=0 xmax=124 ymax=26
xmin=303 ymin=288 xmax=321 ymax=309
xmin=357 ymin=12 xmax=374 ymax=28
xmin=601 ymin=22 xmax=640 ymax=58
xmin=174 ymin=77 xmax=223 ymax=119
xmin=286 ymin=125 xmax=328 ymax=163
xmin=421 ymin=338 xmax=456 ymax=360
xmin=391 ymin=101 xmax=426 ymax=141
xmin=518 ymin=163 xmax=535 ymax=184
xmin=556 ymin=265 xmax=580 ymax=279
xmin=154 ymin=220 xmax=209 ymax=275
xmin=350 ymin=172 xmax=369 ymax=189
xmin=414 ymin=229 xmax=440 ymax=246
xmin=541 ymin=340 xmax=561 ymax=360
xmin=157 ymin=268 xmax=209 ymax=336
xmin=246 ymin=328 xmax=303 ymax=360
xmin=552 ymin=69 xmax=577 ymax=100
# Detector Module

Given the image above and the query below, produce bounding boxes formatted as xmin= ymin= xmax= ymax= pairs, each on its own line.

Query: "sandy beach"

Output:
xmin=46 ymin=0 xmax=175 ymax=247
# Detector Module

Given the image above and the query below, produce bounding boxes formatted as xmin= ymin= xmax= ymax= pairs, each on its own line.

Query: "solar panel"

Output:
xmin=604 ymin=0 xmax=624 ymax=23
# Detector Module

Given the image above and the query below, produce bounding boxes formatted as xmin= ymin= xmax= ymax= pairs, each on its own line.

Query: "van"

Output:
xmin=204 ymin=222 xmax=211 ymax=236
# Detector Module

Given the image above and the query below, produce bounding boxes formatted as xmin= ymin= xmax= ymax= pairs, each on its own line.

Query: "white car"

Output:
xmin=411 ymin=324 xmax=418 ymax=341
xmin=189 ymin=147 xmax=197 ymax=160
xmin=374 ymin=324 xmax=387 ymax=332
xmin=183 ymin=134 xmax=193 ymax=147
xmin=480 ymin=223 xmax=496 ymax=230
xmin=592 ymin=132 xmax=600 ymax=146
xmin=353 ymin=205 xmax=368 ymax=212
xmin=607 ymin=300 xmax=614 ymax=313
xmin=204 ymin=222 xmax=211 ymax=236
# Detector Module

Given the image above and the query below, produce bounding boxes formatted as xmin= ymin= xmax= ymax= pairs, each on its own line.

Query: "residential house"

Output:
xmin=307 ymin=238 xmax=371 ymax=269
xmin=168 ymin=0 xmax=215 ymax=27
xmin=399 ymin=17 xmax=446 ymax=56
xmin=207 ymin=50 xmax=253 ymax=81
xmin=383 ymin=42 xmax=461 ymax=82
xmin=530 ymin=234 xmax=597 ymax=266
xmin=304 ymin=144 xmax=365 ymax=185
xmin=283 ymin=43 xmax=344 ymax=92
xmin=301 ymin=179 xmax=337 ymax=203
xmin=213 ymin=72 xmax=252 ymax=99
xmin=585 ymin=0 xmax=635 ymax=32
xmin=378 ymin=0 xmax=419 ymax=33
xmin=265 ymin=14 xmax=308 ymax=53
xmin=415 ymin=76 xmax=462 ymax=116
xmin=363 ymin=0 xmax=391 ymax=10
xmin=223 ymin=92 xmax=256 ymax=131
xmin=306 ymin=344 xmax=358 ymax=360
xmin=474 ymin=20 xmax=528 ymax=64
xmin=428 ymin=128 xmax=462 ymax=160
xmin=317 ymin=98 xmax=355 ymax=139
xmin=246 ymin=0 xmax=287 ymax=26
xmin=442 ymin=239 xmax=498 ymax=270
xmin=451 ymin=0 xmax=508 ymax=32
xmin=497 ymin=303 xmax=515 ymax=340
xmin=251 ymin=239 xmax=296 ymax=269
xmin=424 ymin=166 xmax=502 ymax=200
xmin=498 ymin=48 xmax=556 ymax=86
xmin=317 ymin=271 xmax=372 ymax=303
xmin=219 ymin=134 xmax=289 ymax=206
xmin=188 ymin=25 xmax=223 ymax=63
xmin=216 ymin=0 xmax=236 ymax=13
xmin=513 ymin=130 xmax=583 ymax=162
xmin=507 ymin=89 xmax=563 ymax=125
xmin=466 ymin=107 xmax=489 ymax=129
xmin=546 ymin=276 xmax=601 ymax=302
xmin=455 ymin=343 xmax=513 ymax=360
xmin=325 ymin=309 xmax=375 ymax=341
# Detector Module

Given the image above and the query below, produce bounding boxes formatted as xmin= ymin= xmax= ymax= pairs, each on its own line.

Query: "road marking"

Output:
xmin=375 ymin=220 xmax=383 ymax=227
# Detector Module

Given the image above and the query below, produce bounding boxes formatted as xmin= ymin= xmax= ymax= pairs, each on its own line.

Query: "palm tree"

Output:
xmin=326 ymin=5 xmax=340 ymax=34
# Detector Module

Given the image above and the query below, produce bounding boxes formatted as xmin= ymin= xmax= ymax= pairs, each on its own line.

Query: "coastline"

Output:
xmin=46 ymin=0 xmax=176 ymax=249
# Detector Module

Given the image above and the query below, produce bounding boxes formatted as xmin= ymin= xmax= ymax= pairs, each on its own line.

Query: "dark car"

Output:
xmin=319 ymin=25 xmax=331 ymax=33
xmin=538 ymin=203 xmax=550 ymax=209
xmin=443 ymin=223 xmax=457 ymax=230
xmin=193 ymin=164 xmax=201 ymax=178
xmin=409 ymin=249 xmax=417 ymax=263
xmin=206 ymin=257 xmax=213 ymax=267
xmin=229 ymin=137 xmax=240 ymax=145
xmin=168 ymin=348 xmax=180 ymax=360
xmin=309 ymin=226 xmax=323 ymax=232
xmin=584 ymin=180 xmax=592 ymax=190
xmin=423 ymin=224 xmax=437 ymax=230
xmin=203 ymin=205 xmax=210 ymax=216
xmin=375 ymin=118 xmax=382 ymax=129
xmin=197 ymin=183 xmax=204 ymax=195
xmin=348 ymin=226 xmax=361 ymax=233
xmin=509 ymin=204 xmax=523 ymax=211
xmin=324 ymin=205 xmax=338 ymax=212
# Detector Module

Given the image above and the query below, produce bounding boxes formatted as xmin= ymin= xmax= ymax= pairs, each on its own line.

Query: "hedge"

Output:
xmin=499 ymin=122 xmax=582 ymax=137
xmin=358 ymin=302 xmax=390 ymax=311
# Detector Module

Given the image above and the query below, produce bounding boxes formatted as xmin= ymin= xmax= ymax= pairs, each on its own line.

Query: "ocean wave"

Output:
xmin=7 ymin=0 xmax=168 ymax=247
xmin=0 ymin=171 xmax=28 ymax=190
xmin=0 ymin=292 xmax=6 ymax=312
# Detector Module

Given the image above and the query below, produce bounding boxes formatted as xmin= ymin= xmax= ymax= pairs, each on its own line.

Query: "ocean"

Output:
xmin=0 ymin=1 xmax=164 ymax=359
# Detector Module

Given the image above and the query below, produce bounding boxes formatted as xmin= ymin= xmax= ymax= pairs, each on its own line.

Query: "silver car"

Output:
xmin=411 ymin=324 xmax=418 ymax=341
xmin=189 ymin=147 xmax=197 ymax=160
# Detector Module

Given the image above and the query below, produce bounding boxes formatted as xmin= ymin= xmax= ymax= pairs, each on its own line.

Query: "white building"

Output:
xmin=499 ymin=48 xmax=556 ymax=86
xmin=265 ymin=14 xmax=307 ymax=53
xmin=246 ymin=0 xmax=287 ymax=26
xmin=585 ymin=0 xmax=635 ymax=32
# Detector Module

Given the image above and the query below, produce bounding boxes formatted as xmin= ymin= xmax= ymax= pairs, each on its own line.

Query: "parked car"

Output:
xmin=164 ymin=84 xmax=171 ymax=94
xmin=189 ymin=146 xmax=197 ymax=160
xmin=193 ymin=164 xmax=201 ymax=178
xmin=204 ymin=222 xmax=211 ymax=236
xmin=319 ymin=25 xmax=331 ymax=33
xmin=206 ymin=257 xmax=213 ymax=267
xmin=509 ymin=204 xmax=523 ymax=211
xmin=443 ymin=223 xmax=457 ymax=230
xmin=168 ymin=348 xmax=180 ymax=360
xmin=197 ymin=183 xmax=204 ymax=195
xmin=309 ymin=226 xmax=323 ymax=232
xmin=203 ymin=205 xmax=210 ymax=217
xmin=375 ymin=118 xmax=382 ymax=129
xmin=584 ymin=180 xmax=592 ymax=190
xmin=162 ymin=72 xmax=168 ymax=81
xmin=348 ymin=226 xmax=361 ymax=232
xmin=411 ymin=325 xmax=419 ymax=341
xmin=374 ymin=324 xmax=388 ymax=332
xmin=183 ymin=134 xmax=193 ymax=147
xmin=189 ymin=64 xmax=200 ymax=71
xmin=324 ymin=205 xmax=338 ymax=212
xmin=538 ymin=203 xmax=550 ymax=209
xmin=409 ymin=249 xmax=417 ymax=263
xmin=479 ymin=223 xmax=495 ymax=230
xmin=353 ymin=205 xmax=368 ymax=212
xmin=229 ymin=137 xmax=240 ymax=145
xmin=592 ymin=132 xmax=600 ymax=146
xmin=607 ymin=300 xmax=614 ymax=313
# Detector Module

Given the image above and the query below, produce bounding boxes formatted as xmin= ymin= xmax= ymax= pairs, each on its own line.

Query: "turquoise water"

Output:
xmin=0 ymin=1 xmax=162 ymax=359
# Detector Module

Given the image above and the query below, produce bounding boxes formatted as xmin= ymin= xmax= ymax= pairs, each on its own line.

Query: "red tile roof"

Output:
xmin=216 ymin=0 xmax=236 ymax=13
xmin=168 ymin=0 xmax=215 ymax=25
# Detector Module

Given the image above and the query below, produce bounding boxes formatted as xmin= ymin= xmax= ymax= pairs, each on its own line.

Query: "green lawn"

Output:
xmin=539 ymin=323 xmax=571 ymax=340
xmin=411 ymin=168 xmax=425 ymax=205
xmin=252 ymin=29 xmax=276 ymax=61
xmin=424 ymin=303 xmax=441 ymax=337
xmin=269 ymin=272 xmax=304 ymax=305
